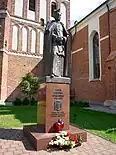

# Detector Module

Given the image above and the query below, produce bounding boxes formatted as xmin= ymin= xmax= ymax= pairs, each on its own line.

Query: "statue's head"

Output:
xmin=53 ymin=9 xmax=61 ymax=21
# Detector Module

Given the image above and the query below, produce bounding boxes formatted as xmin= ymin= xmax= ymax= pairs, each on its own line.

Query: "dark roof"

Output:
xmin=70 ymin=0 xmax=110 ymax=30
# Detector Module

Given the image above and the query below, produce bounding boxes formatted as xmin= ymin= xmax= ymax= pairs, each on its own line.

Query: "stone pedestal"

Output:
xmin=23 ymin=125 xmax=87 ymax=151
xmin=37 ymin=76 xmax=70 ymax=133
xmin=23 ymin=77 xmax=87 ymax=151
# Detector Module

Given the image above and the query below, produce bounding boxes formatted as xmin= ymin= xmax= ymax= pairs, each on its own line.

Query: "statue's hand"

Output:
xmin=56 ymin=37 xmax=63 ymax=44
xmin=57 ymin=36 xmax=63 ymax=41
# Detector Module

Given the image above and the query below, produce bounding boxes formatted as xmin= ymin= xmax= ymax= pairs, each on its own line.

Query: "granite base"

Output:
xmin=23 ymin=125 xmax=87 ymax=151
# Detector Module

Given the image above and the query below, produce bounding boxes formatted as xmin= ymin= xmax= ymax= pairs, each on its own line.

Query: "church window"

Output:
xmin=31 ymin=29 xmax=36 ymax=53
xmin=12 ymin=25 xmax=18 ymax=50
xmin=14 ymin=0 xmax=23 ymax=17
xmin=93 ymin=32 xmax=100 ymax=79
xmin=22 ymin=27 xmax=28 ymax=52
xmin=51 ymin=1 xmax=57 ymax=17
xmin=29 ymin=0 xmax=35 ymax=11
xmin=27 ymin=0 xmax=35 ymax=20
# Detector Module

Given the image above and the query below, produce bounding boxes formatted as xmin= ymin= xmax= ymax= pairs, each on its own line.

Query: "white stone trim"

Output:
xmin=100 ymin=35 xmax=109 ymax=41
xmin=6 ymin=10 xmax=41 ymax=27
xmin=0 ymin=48 xmax=43 ymax=59
xmin=61 ymin=0 xmax=69 ymax=2
xmin=14 ymin=0 xmax=23 ymax=17
xmin=12 ymin=25 xmax=18 ymax=51
xmin=39 ymin=0 xmax=47 ymax=23
xmin=88 ymin=9 xmax=102 ymax=82
xmin=72 ymin=48 xmax=83 ymax=55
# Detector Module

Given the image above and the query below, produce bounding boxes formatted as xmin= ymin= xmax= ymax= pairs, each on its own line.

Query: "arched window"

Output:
xmin=14 ymin=0 xmax=23 ymax=17
xmin=93 ymin=32 xmax=100 ymax=79
xmin=60 ymin=3 xmax=66 ymax=27
xmin=12 ymin=25 xmax=18 ymax=50
xmin=31 ymin=29 xmax=36 ymax=53
xmin=22 ymin=27 xmax=28 ymax=52
xmin=51 ymin=1 xmax=57 ymax=17
xmin=40 ymin=31 xmax=44 ymax=54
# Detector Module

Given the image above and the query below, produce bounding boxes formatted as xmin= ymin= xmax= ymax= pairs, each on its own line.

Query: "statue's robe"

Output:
xmin=43 ymin=20 xmax=68 ymax=77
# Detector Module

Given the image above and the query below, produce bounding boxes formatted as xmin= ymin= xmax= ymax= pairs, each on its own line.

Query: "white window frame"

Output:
xmin=12 ymin=25 xmax=19 ymax=51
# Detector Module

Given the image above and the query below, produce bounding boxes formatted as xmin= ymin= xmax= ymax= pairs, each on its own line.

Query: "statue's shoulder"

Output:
xmin=60 ymin=22 xmax=64 ymax=26
xmin=45 ymin=20 xmax=55 ymax=31
xmin=46 ymin=20 xmax=55 ymax=26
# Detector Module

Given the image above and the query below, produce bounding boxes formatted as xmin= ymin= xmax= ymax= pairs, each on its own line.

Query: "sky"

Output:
xmin=70 ymin=0 xmax=106 ymax=26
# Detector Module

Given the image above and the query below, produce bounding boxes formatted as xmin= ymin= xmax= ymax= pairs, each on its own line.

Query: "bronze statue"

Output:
xmin=43 ymin=9 xmax=68 ymax=77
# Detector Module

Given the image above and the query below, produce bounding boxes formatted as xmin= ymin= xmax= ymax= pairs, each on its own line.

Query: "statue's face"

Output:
xmin=54 ymin=12 xmax=61 ymax=21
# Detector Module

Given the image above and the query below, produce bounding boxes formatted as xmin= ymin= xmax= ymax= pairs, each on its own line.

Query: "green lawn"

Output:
xmin=70 ymin=107 xmax=116 ymax=143
xmin=0 ymin=105 xmax=116 ymax=143
xmin=0 ymin=105 xmax=37 ymax=128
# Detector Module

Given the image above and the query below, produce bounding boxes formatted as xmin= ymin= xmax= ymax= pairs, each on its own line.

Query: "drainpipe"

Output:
xmin=72 ymin=21 xmax=78 ymax=42
xmin=106 ymin=3 xmax=111 ymax=54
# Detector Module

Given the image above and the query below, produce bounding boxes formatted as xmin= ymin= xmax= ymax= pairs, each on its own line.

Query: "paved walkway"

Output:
xmin=0 ymin=128 xmax=116 ymax=155
xmin=85 ymin=104 xmax=116 ymax=114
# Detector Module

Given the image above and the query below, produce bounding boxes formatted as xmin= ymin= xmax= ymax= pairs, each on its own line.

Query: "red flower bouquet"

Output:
xmin=48 ymin=131 xmax=82 ymax=150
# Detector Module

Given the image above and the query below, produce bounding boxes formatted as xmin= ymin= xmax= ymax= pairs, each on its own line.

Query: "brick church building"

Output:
xmin=0 ymin=0 xmax=70 ymax=104
xmin=71 ymin=0 xmax=116 ymax=102
xmin=0 ymin=0 xmax=116 ymax=104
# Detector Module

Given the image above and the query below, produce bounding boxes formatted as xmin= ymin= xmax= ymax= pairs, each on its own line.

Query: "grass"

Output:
xmin=70 ymin=107 xmax=116 ymax=143
xmin=0 ymin=105 xmax=36 ymax=128
xmin=0 ymin=105 xmax=116 ymax=142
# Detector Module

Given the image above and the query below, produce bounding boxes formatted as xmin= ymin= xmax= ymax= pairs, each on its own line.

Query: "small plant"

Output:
xmin=48 ymin=131 xmax=81 ymax=150
xmin=20 ymin=73 xmax=40 ymax=105
xmin=30 ymin=97 xmax=37 ymax=105
xmin=22 ymin=97 xmax=30 ymax=105
xmin=13 ymin=98 xmax=22 ymax=106
xmin=106 ymin=128 xmax=116 ymax=133
xmin=70 ymin=100 xmax=89 ymax=107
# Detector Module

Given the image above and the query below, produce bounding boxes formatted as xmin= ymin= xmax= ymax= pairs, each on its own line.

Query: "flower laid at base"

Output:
xmin=48 ymin=131 xmax=82 ymax=150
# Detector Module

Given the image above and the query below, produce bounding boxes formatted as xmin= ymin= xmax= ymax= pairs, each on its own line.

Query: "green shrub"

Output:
xmin=30 ymin=97 xmax=37 ymax=105
xmin=20 ymin=72 xmax=40 ymax=105
xmin=106 ymin=128 xmax=116 ymax=133
xmin=70 ymin=100 xmax=89 ymax=107
xmin=22 ymin=97 xmax=30 ymax=105
xmin=13 ymin=98 xmax=22 ymax=106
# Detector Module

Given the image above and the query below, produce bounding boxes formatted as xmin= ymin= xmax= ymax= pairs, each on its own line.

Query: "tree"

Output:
xmin=21 ymin=72 xmax=40 ymax=104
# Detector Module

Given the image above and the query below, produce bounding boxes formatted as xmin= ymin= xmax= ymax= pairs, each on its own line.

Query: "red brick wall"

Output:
xmin=71 ymin=8 xmax=116 ymax=102
xmin=72 ymin=26 xmax=107 ymax=102
xmin=0 ymin=0 xmax=70 ymax=102
xmin=0 ymin=0 xmax=7 ymax=9
xmin=0 ymin=52 xmax=8 ymax=101
xmin=72 ymin=26 xmax=90 ymax=100
xmin=6 ymin=54 xmax=43 ymax=101
xmin=105 ymin=59 xmax=116 ymax=100
xmin=99 ymin=12 xmax=110 ymax=101
xmin=0 ymin=52 xmax=3 ymax=98
xmin=103 ymin=8 xmax=116 ymax=100
xmin=4 ymin=15 xmax=11 ymax=50
xmin=99 ymin=12 xmax=109 ymax=38
xmin=67 ymin=0 xmax=70 ymax=29
xmin=110 ymin=8 xmax=116 ymax=52
xmin=0 ymin=18 xmax=5 ymax=49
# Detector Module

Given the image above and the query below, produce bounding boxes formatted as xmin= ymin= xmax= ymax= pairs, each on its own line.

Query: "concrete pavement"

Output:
xmin=0 ymin=128 xmax=116 ymax=155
